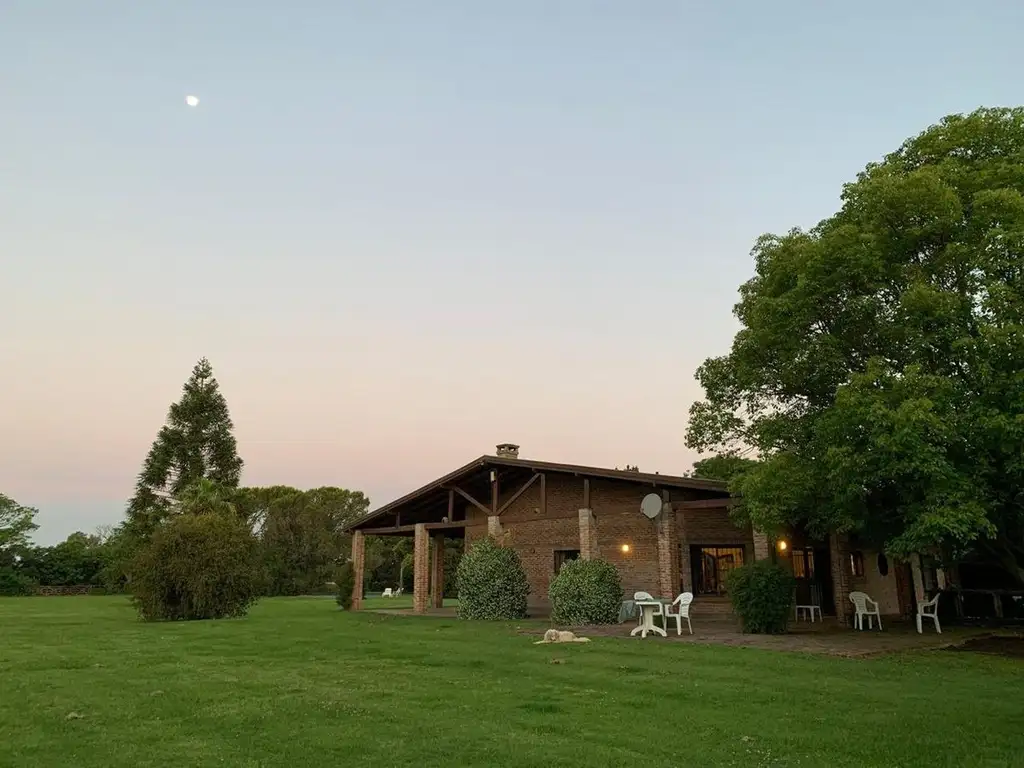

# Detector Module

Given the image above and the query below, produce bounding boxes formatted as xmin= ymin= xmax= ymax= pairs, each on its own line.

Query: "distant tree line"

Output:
xmin=0 ymin=483 xmax=374 ymax=597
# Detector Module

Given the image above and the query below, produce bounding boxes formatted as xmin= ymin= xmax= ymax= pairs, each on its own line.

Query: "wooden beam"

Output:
xmin=675 ymin=498 xmax=735 ymax=510
xmin=540 ymin=473 xmax=547 ymax=516
xmin=358 ymin=520 xmax=470 ymax=536
xmin=426 ymin=520 xmax=470 ymax=532
xmin=491 ymin=471 xmax=499 ymax=516
xmin=360 ymin=524 xmax=417 ymax=535
xmin=447 ymin=489 xmax=455 ymax=521
xmin=583 ymin=477 xmax=590 ymax=509
xmin=497 ymin=473 xmax=540 ymax=515
xmin=453 ymin=486 xmax=490 ymax=514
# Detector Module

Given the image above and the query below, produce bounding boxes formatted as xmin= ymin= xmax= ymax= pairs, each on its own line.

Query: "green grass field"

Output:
xmin=1 ymin=597 xmax=1021 ymax=767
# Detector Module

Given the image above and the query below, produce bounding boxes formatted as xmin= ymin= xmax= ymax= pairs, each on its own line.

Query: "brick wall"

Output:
xmin=850 ymin=547 xmax=902 ymax=616
xmin=676 ymin=506 xmax=754 ymax=594
xmin=463 ymin=473 xmax=748 ymax=606
xmin=681 ymin=508 xmax=753 ymax=546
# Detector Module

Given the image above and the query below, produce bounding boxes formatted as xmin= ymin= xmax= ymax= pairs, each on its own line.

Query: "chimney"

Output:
xmin=495 ymin=443 xmax=520 ymax=459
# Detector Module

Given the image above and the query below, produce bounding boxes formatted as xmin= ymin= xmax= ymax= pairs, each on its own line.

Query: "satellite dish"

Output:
xmin=640 ymin=493 xmax=662 ymax=519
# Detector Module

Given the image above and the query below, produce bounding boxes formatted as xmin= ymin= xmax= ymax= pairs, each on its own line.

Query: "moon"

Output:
xmin=185 ymin=95 xmax=200 ymax=107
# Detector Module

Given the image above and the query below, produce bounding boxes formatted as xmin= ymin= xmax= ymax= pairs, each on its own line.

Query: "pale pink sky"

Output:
xmin=5 ymin=1 xmax=1019 ymax=543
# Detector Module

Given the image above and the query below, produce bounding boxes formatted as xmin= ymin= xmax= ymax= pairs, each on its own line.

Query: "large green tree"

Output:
xmin=249 ymin=485 xmax=369 ymax=595
xmin=0 ymin=494 xmax=40 ymax=595
xmin=0 ymin=493 xmax=38 ymax=555
xmin=686 ymin=108 xmax=1024 ymax=584
xmin=127 ymin=358 xmax=243 ymax=534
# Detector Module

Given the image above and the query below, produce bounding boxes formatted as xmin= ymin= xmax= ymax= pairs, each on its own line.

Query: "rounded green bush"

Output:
xmin=726 ymin=559 xmax=795 ymax=634
xmin=455 ymin=536 xmax=530 ymax=620
xmin=129 ymin=512 xmax=264 ymax=621
xmin=549 ymin=558 xmax=623 ymax=625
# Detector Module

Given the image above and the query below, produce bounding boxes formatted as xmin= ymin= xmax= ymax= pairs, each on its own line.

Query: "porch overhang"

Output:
xmin=345 ymin=454 xmax=730 ymax=535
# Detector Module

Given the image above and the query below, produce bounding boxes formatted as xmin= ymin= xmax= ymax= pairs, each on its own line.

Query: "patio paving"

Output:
xmin=560 ymin=617 xmax=1014 ymax=657
xmin=368 ymin=605 xmax=1015 ymax=657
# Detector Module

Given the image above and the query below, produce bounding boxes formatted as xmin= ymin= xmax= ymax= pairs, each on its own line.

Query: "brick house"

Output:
xmin=346 ymin=444 xmax=921 ymax=621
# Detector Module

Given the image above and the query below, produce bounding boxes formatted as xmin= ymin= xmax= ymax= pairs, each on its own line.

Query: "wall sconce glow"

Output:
xmin=621 ymin=544 xmax=631 ymax=553
xmin=777 ymin=540 xmax=788 ymax=552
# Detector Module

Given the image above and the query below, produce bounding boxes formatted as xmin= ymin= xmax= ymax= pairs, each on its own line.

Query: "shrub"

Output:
xmin=455 ymin=536 xmax=530 ymax=620
xmin=335 ymin=563 xmax=355 ymax=609
xmin=726 ymin=559 xmax=795 ymax=634
xmin=443 ymin=545 xmax=462 ymax=599
xmin=0 ymin=568 xmax=37 ymax=597
xmin=549 ymin=558 xmax=623 ymax=625
xmin=129 ymin=513 xmax=264 ymax=621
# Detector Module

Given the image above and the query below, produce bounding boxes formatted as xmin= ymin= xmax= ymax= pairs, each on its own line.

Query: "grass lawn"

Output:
xmin=1 ymin=597 xmax=1021 ymax=767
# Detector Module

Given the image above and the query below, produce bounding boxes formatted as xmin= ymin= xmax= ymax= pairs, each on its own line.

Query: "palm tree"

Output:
xmin=175 ymin=478 xmax=239 ymax=518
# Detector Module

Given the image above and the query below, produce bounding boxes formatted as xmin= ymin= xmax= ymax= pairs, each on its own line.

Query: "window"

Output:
xmin=554 ymin=550 xmax=580 ymax=573
xmin=690 ymin=546 xmax=745 ymax=595
xmin=792 ymin=548 xmax=816 ymax=579
xmin=849 ymin=551 xmax=865 ymax=577
xmin=877 ymin=553 xmax=889 ymax=577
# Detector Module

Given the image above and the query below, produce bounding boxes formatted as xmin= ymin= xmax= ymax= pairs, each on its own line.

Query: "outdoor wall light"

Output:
xmin=621 ymin=544 xmax=631 ymax=553
xmin=777 ymin=540 xmax=788 ymax=553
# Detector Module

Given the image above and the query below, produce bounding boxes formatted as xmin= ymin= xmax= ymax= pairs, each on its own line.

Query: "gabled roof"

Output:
xmin=347 ymin=454 xmax=728 ymax=531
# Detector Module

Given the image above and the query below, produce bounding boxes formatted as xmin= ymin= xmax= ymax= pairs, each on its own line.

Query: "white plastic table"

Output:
xmin=630 ymin=599 xmax=668 ymax=638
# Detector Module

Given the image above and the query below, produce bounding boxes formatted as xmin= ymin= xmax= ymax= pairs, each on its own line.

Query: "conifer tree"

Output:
xmin=127 ymin=358 xmax=243 ymax=533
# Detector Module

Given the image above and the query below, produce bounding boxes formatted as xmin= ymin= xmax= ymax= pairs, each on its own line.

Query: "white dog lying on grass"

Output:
xmin=534 ymin=629 xmax=590 ymax=644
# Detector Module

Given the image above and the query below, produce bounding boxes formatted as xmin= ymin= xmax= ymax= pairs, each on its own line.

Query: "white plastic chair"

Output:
xmin=381 ymin=588 xmax=393 ymax=598
xmin=916 ymin=594 xmax=941 ymax=634
xmin=661 ymin=592 xmax=694 ymax=635
xmin=849 ymin=591 xmax=882 ymax=630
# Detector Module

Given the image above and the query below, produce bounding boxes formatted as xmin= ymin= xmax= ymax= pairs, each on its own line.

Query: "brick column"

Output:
xmin=830 ymin=532 xmax=851 ymax=624
xmin=678 ymin=513 xmax=692 ymax=592
xmin=752 ymin=529 xmax=772 ymax=561
xmin=350 ymin=531 xmax=365 ymax=610
xmin=430 ymin=534 xmax=445 ymax=609
xmin=894 ymin=561 xmax=915 ymax=618
xmin=487 ymin=515 xmax=502 ymax=538
xmin=657 ymin=500 xmax=680 ymax=598
xmin=578 ymin=508 xmax=598 ymax=560
xmin=413 ymin=523 xmax=429 ymax=614
xmin=910 ymin=554 xmax=926 ymax=604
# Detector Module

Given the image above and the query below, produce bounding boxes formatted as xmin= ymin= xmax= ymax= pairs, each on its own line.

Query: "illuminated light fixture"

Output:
xmin=777 ymin=540 xmax=788 ymax=552
xmin=621 ymin=544 xmax=631 ymax=553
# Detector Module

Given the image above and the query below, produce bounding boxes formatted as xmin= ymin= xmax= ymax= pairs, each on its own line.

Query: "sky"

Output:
xmin=3 ymin=1 xmax=1023 ymax=544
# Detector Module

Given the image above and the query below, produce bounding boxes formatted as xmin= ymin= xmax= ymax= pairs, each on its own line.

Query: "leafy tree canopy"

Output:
xmin=0 ymin=494 xmax=38 ymax=556
xmin=689 ymin=454 xmax=759 ymax=484
xmin=18 ymin=531 xmax=108 ymax=587
xmin=686 ymin=108 xmax=1024 ymax=583
xmin=237 ymin=485 xmax=369 ymax=595
xmin=127 ymin=358 xmax=243 ymax=535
